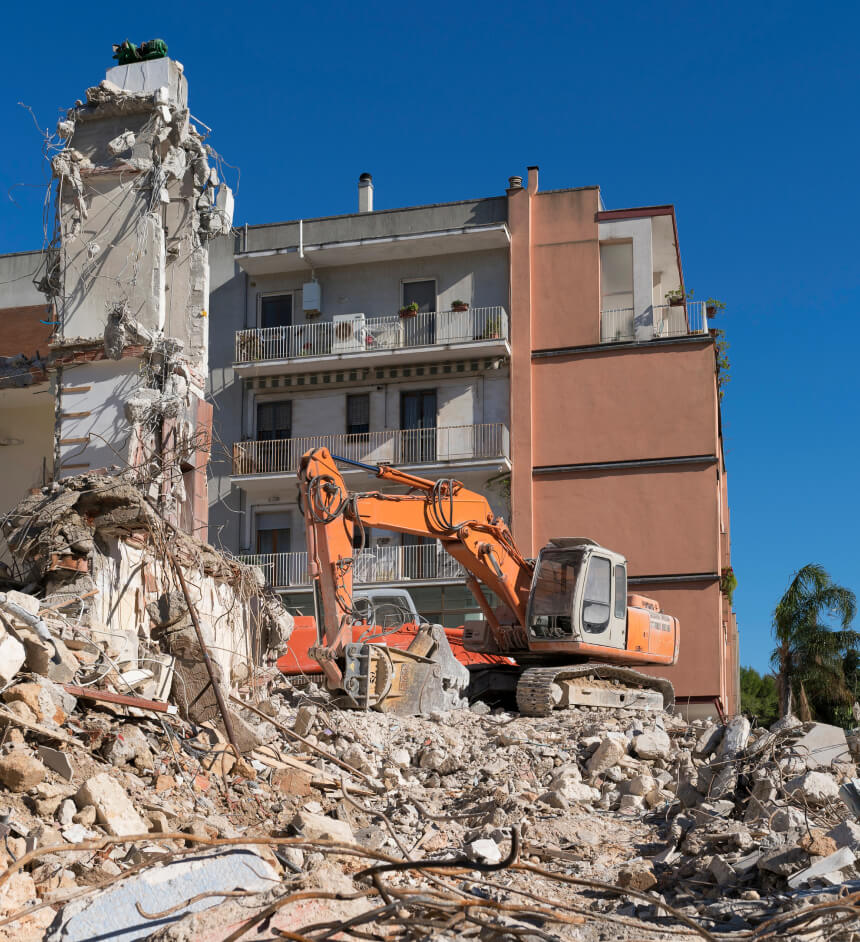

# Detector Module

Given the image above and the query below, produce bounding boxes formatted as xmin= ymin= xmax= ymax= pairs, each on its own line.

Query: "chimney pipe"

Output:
xmin=359 ymin=173 xmax=373 ymax=213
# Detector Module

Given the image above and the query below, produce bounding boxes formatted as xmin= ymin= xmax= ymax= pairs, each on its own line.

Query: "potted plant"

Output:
xmin=720 ymin=566 xmax=737 ymax=606
xmin=482 ymin=316 xmax=503 ymax=339
xmin=451 ymin=299 xmax=469 ymax=312
xmin=706 ymin=297 xmax=726 ymax=319
xmin=398 ymin=301 xmax=419 ymax=319
xmin=665 ymin=288 xmax=686 ymax=307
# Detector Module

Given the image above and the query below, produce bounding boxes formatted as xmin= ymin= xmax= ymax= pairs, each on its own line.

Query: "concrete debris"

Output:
xmin=0 ymin=565 xmax=857 ymax=942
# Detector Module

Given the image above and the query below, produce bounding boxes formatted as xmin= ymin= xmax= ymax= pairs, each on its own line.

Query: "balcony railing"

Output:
xmin=239 ymin=543 xmax=466 ymax=589
xmin=234 ymin=306 xmax=508 ymax=363
xmin=600 ymin=301 xmax=708 ymax=343
xmin=233 ymin=423 xmax=510 ymax=476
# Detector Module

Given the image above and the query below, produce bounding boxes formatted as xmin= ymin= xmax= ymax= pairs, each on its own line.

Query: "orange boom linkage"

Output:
xmin=297 ymin=447 xmax=679 ymax=715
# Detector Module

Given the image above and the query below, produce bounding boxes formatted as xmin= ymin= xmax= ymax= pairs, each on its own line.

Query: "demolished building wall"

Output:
xmin=41 ymin=57 xmax=233 ymax=539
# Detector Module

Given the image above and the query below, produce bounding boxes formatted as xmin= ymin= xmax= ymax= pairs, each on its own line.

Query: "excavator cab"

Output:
xmin=526 ymin=539 xmax=628 ymax=652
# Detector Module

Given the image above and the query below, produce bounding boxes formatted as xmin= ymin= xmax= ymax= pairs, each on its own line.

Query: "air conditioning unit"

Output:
xmin=332 ymin=313 xmax=367 ymax=353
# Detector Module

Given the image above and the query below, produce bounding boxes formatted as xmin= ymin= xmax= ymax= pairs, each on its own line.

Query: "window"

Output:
xmin=614 ymin=564 xmax=627 ymax=619
xmin=583 ymin=556 xmax=611 ymax=633
xmin=260 ymin=294 xmax=292 ymax=329
xmin=402 ymin=280 xmax=436 ymax=345
xmin=346 ymin=394 xmax=370 ymax=435
xmin=256 ymin=400 xmax=291 ymax=441
xmin=402 ymin=280 xmax=436 ymax=313
xmin=255 ymin=512 xmax=290 ymax=555
xmin=528 ymin=548 xmax=585 ymax=638
xmin=400 ymin=390 xmax=436 ymax=462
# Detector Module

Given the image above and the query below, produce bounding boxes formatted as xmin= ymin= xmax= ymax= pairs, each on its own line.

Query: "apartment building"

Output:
xmin=208 ymin=169 xmax=738 ymax=716
xmin=208 ymin=184 xmax=513 ymax=628
xmin=0 ymin=149 xmax=737 ymax=714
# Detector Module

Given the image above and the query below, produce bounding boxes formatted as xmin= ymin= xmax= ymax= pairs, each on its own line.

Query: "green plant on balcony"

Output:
xmin=706 ymin=297 xmax=726 ymax=319
xmin=237 ymin=333 xmax=262 ymax=362
xmin=721 ymin=566 xmax=737 ymax=606
xmin=451 ymin=299 xmax=470 ymax=312
xmin=481 ymin=315 xmax=503 ymax=339
xmin=665 ymin=287 xmax=688 ymax=307
xmin=398 ymin=301 xmax=419 ymax=319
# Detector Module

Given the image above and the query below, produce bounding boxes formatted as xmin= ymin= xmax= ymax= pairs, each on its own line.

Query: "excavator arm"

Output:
xmin=298 ymin=447 xmax=534 ymax=670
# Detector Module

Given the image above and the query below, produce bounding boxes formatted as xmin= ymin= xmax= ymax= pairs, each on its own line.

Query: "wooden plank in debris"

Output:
xmin=58 ymin=463 xmax=90 ymax=470
xmin=60 ymin=411 xmax=92 ymax=419
xmin=59 ymin=436 xmax=91 ymax=446
xmin=0 ymin=706 xmax=77 ymax=744
xmin=60 ymin=386 xmax=92 ymax=393
xmin=62 ymin=685 xmax=178 ymax=715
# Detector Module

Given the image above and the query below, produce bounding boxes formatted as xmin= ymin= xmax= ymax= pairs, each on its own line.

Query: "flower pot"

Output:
xmin=452 ymin=303 xmax=469 ymax=312
xmin=669 ymin=297 xmax=685 ymax=307
xmin=706 ymin=305 xmax=717 ymax=318
xmin=399 ymin=309 xmax=418 ymax=319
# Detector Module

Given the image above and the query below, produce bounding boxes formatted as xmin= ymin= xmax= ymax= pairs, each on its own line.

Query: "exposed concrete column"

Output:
xmin=507 ymin=169 xmax=537 ymax=554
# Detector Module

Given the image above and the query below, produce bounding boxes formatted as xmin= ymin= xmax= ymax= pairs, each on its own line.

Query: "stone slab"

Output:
xmin=46 ymin=848 xmax=277 ymax=941
xmin=792 ymin=723 xmax=851 ymax=770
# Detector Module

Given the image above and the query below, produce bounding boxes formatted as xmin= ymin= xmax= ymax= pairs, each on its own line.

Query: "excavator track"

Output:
xmin=516 ymin=664 xmax=675 ymax=717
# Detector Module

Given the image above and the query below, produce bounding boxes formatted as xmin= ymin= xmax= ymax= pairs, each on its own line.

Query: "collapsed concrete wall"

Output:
xmin=40 ymin=58 xmax=233 ymax=538
xmin=0 ymin=473 xmax=291 ymax=738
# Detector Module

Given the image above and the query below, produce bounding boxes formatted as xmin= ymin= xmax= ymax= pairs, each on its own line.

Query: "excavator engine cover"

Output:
xmin=341 ymin=624 xmax=468 ymax=715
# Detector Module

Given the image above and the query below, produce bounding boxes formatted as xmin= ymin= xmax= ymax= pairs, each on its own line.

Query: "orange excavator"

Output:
xmin=294 ymin=447 xmax=679 ymax=716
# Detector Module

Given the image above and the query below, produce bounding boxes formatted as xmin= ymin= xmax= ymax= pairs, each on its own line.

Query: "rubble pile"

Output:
xmin=0 ymin=480 xmax=859 ymax=939
xmin=0 ymin=640 xmax=859 ymax=942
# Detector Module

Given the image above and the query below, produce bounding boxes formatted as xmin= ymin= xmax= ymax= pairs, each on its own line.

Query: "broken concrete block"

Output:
xmin=38 ymin=745 xmax=74 ymax=781
xmin=467 ymin=838 xmax=502 ymax=865
xmin=786 ymin=770 xmax=841 ymax=806
xmin=16 ymin=628 xmax=79 ymax=683
xmin=792 ymin=723 xmax=851 ymax=770
xmin=632 ymin=728 xmax=671 ymax=760
xmin=102 ymin=724 xmax=154 ymax=771
xmin=4 ymin=682 xmax=66 ymax=725
xmin=293 ymin=705 xmax=317 ymax=738
xmin=708 ymin=854 xmax=738 ymax=886
xmin=694 ymin=724 xmax=724 ymax=758
xmin=828 ymin=819 xmax=860 ymax=851
xmin=0 ymin=752 xmax=46 ymax=791
xmin=771 ymin=806 xmax=808 ymax=832
xmin=107 ymin=130 xmax=136 ymax=156
xmin=787 ymin=846 xmax=856 ymax=888
xmin=587 ymin=737 xmax=627 ymax=774
xmin=717 ymin=715 xmax=751 ymax=757
xmin=799 ymin=831 xmax=838 ymax=857
xmin=291 ymin=810 xmax=354 ymax=844
xmin=75 ymin=772 xmax=148 ymax=837
xmin=0 ymin=627 xmax=25 ymax=686
xmin=617 ymin=862 xmax=657 ymax=891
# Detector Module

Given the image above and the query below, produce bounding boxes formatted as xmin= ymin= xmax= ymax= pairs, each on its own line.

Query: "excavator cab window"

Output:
xmin=527 ymin=548 xmax=585 ymax=639
xmin=583 ymin=556 xmax=611 ymax=633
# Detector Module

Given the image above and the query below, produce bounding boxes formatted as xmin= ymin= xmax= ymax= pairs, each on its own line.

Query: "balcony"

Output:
xmin=233 ymin=306 xmax=509 ymax=376
xmin=238 ymin=543 xmax=466 ymax=590
xmin=600 ymin=301 xmax=709 ymax=344
xmin=232 ymin=423 xmax=510 ymax=478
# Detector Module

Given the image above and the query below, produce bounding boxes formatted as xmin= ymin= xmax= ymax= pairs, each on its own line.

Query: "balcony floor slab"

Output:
xmin=233 ymin=339 xmax=510 ymax=377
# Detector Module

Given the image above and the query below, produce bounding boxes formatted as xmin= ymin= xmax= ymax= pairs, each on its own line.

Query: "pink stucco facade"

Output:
xmin=507 ymin=173 xmax=739 ymax=715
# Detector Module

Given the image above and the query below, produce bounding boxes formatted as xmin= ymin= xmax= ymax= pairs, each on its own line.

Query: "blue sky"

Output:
xmin=0 ymin=1 xmax=857 ymax=674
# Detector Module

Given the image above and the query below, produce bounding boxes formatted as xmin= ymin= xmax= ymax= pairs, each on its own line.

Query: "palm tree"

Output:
xmin=771 ymin=564 xmax=857 ymax=719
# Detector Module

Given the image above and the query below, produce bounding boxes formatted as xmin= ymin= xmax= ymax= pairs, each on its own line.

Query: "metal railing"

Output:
xmin=233 ymin=422 xmax=510 ymax=475
xmin=239 ymin=543 xmax=466 ymax=589
xmin=234 ymin=306 xmax=509 ymax=363
xmin=600 ymin=301 xmax=708 ymax=343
